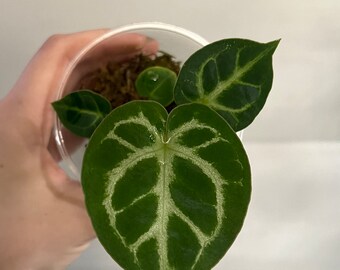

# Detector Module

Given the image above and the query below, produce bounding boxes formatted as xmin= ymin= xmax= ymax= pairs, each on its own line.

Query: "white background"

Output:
xmin=1 ymin=0 xmax=340 ymax=269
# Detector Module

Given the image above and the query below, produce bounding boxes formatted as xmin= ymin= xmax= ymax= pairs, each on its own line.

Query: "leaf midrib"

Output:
xmin=158 ymin=142 xmax=171 ymax=269
xmin=202 ymin=43 xmax=275 ymax=102
xmin=55 ymin=103 xmax=106 ymax=118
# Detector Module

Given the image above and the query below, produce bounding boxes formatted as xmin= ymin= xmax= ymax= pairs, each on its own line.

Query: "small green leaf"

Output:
xmin=52 ymin=90 xmax=111 ymax=138
xmin=82 ymin=100 xmax=251 ymax=270
xmin=135 ymin=66 xmax=177 ymax=106
xmin=174 ymin=38 xmax=280 ymax=131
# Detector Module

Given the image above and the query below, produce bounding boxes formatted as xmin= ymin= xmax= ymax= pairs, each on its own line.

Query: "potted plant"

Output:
xmin=52 ymin=22 xmax=279 ymax=270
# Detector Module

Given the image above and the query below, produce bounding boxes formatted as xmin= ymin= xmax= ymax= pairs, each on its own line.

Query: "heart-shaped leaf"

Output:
xmin=135 ymin=66 xmax=177 ymax=106
xmin=52 ymin=90 xmax=111 ymax=137
xmin=174 ymin=39 xmax=280 ymax=131
xmin=82 ymin=101 xmax=251 ymax=270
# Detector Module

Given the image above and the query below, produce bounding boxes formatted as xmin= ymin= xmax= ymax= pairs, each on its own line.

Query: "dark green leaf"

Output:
xmin=174 ymin=39 xmax=280 ymax=131
xmin=52 ymin=90 xmax=111 ymax=138
xmin=82 ymin=100 xmax=251 ymax=270
xmin=135 ymin=66 xmax=177 ymax=106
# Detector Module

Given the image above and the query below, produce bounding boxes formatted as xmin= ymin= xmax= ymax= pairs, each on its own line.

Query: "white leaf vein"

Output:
xmin=101 ymin=112 xmax=237 ymax=269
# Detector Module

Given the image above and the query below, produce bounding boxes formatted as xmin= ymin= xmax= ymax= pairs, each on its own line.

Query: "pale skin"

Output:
xmin=0 ymin=29 xmax=158 ymax=270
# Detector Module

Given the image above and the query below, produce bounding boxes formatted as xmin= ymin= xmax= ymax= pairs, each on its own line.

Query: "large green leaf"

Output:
xmin=174 ymin=39 xmax=280 ymax=131
xmin=52 ymin=90 xmax=111 ymax=137
xmin=82 ymin=100 xmax=251 ymax=270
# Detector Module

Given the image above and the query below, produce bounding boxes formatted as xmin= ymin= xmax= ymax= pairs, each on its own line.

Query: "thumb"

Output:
xmin=43 ymin=149 xmax=86 ymax=207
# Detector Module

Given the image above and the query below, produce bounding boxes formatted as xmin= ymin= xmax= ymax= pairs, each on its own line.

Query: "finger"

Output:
xmin=9 ymin=29 xmax=110 ymax=106
xmin=9 ymin=30 xmax=158 ymax=115
xmin=43 ymin=149 xmax=85 ymax=206
xmin=6 ymin=30 xmax=159 ymax=146
xmin=5 ymin=29 xmax=109 ymax=145
xmin=48 ymin=126 xmax=86 ymax=163
xmin=75 ymin=33 xmax=159 ymax=68
xmin=59 ymin=33 xmax=159 ymax=101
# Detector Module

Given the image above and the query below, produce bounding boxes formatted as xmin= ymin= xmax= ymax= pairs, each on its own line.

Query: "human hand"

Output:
xmin=0 ymin=29 xmax=158 ymax=270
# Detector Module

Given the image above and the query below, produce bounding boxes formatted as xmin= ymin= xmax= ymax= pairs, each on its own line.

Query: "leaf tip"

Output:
xmin=51 ymin=100 xmax=63 ymax=114
xmin=268 ymin=39 xmax=281 ymax=52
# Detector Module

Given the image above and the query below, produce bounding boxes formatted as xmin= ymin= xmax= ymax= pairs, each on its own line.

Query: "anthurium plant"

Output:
xmin=52 ymin=38 xmax=279 ymax=270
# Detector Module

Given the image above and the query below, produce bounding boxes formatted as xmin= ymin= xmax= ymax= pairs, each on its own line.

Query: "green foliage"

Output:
xmin=52 ymin=90 xmax=111 ymax=137
xmin=135 ymin=66 xmax=177 ymax=106
xmin=174 ymin=39 xmax=280 ymax=131
xmin=52 ymin=37 xmax=279 ymax=269
xmin=82 ymin=101 xmax=251 ymax=270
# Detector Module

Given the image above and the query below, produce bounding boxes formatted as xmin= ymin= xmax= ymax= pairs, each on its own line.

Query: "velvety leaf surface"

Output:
xmin=52 ymin=90 xmax=111 ymax=137
xmin=135 ymin=66 xmax=177 ymax=106
xmin=82 ymin=101 xmax=251 ymax=270
xmin=174 ymin=39 xmax=280 ymax=131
